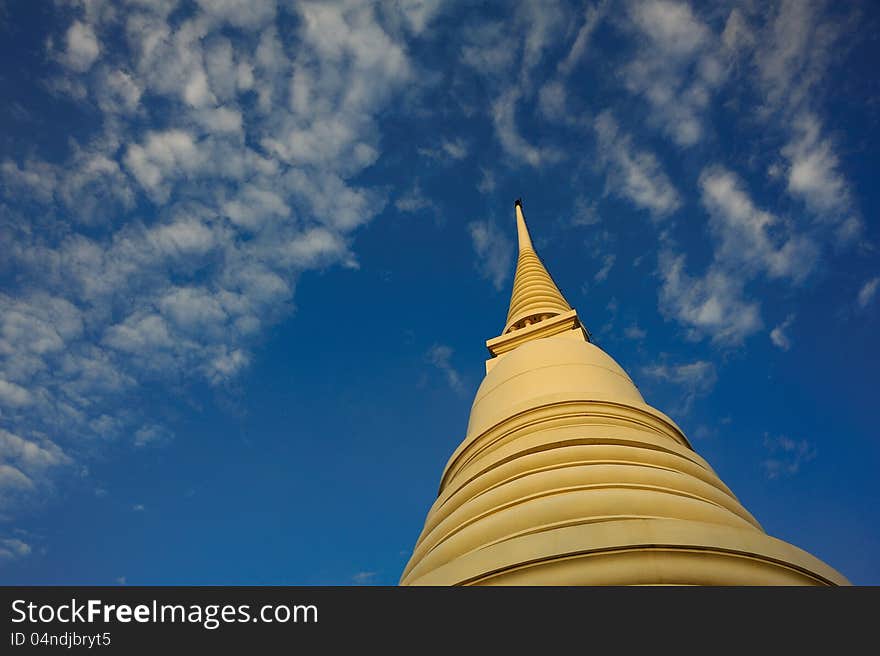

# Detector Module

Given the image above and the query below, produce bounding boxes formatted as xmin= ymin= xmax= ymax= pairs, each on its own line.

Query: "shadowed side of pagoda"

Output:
xmin=399 ymin=200 xmax=848 ymax=586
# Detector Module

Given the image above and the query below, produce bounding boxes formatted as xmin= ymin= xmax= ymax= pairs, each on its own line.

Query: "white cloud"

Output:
xmin=62 ymin=21 xmax=100 ymax=72
xmin=462 ymin=2 xmax=574 ymax=163
xmin=426 ymin=344 xmax=463 ymax=393
xmin=659 ymin=164 xmax=824 ymax=346
xmin=629 ymin=0 xmax=708 ymax=57
xmin=223 ymin=184 xmax=290 ymax=231
xmin=857 ymin=277 xmax=879 ymax=310
xmin=205 ymin=347 xmax=250 ymax=384
xmin=782 ymin=113 xmax=859 ymax=240
xmin=276 ymin=227 xmax=353 ymax=270
xmin=571 ymin=197 xmax=600 ymax=226
xmin=468 ymin=220 xmax=514 ymax=291
xmin=641 ymin=359 xmax=717 ymax=414
xmin=158 ymin=287 xmax=226 ymax=335
xmin=194 ymin=0 xmax=277 ymax=30
xmin=658 ymin=251 xmax=762 ymax=345
xmin=557 ymin=0 xmax=607 ymax=76
xmin=417 ymin=138 xmax=468 ymax=163
xmin=762 ymin=433 xmax=816 ymax=479
xmin=492 ymin=88 xmax=562 ymax=167
xmin=134 ymin=424 xmax=173 ymax=448
xmin=620 ymin=0 xmax=724 ymax=147
xmin=0 ymin=538 xmax=32 ymax=561
xmin=518 ymin=0 xmax=568 ymax=85
xmin=0 ymin=380 xmax=32 ymax=407
xmin=395 ymin=182 xmax=436 ymax=214
xmin=749 ymin=3 xmax=860 ymax=243
xmin=96 ymin=69 xmax=143 ymax=115
xmin=352 ymin=571 xmax=377 ymax=585
xmin=754 ymin=1 xmax=831 ymax=113
xmin=3 ymin=150 xmax=135 ymax=225
xmin=594 ymin=254 xmax=615 ymax=282
xmin=103 ymin=313 xmax=174 ymax=355
xmin=441 ymin=138 xmax=468 ymax=160
xmin=624 ymin=324 xmax=646 ymax=340
xmin=0 ymin=466 xmax=33 ymax=492
xmin=0 ymin=429 xmax=70 ymax=516
xmin=0 ymin=429 xmax=69 ymax=471
xmin=721 ymin=8 xmax=754 ymax=54
xmin=124 ymin=130 xmax=203 ymax=201
xmin=460 ymin=21 xmax=517 ymax=78
xmin=769 ymin=314 xmax=795 ymax=351
xmin=1 ymin=159 xmax=58 ymax=203
xmin=642 ymin=360 xmax=716 ymax=390
xmin=537 ymin=80 xmax=568 ymax=122
xmin=699 ymin=166 xmax=818 ymax=282
xmin=0 ymin=293 xmax=84 ymax=362
xmin=594 ymin=111 xmax=681 ymax=219
xmin=477 ymin=169 xmax=496 ymax=195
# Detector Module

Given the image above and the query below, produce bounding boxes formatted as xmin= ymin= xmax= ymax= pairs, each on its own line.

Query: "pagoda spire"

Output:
xmin=400 ymin=197 xmax=848 ymax=586
xmin=503 ymin=199 xmax=572 ymax=334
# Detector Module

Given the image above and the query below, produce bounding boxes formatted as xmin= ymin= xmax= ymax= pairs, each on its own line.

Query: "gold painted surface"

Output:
xmin=400 ymin=201 xmax=849 ymax=586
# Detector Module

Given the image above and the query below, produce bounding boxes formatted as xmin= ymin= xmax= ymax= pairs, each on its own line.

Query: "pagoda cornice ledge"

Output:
xmin=403 ymin=518 xmax=851 ymax=586
xmin=488 ymin=309 xmax=583 ymax=357
xmin=441 ymin=398 xmax=693 ymax=492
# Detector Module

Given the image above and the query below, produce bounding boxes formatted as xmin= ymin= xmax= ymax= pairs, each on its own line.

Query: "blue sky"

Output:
xmin=0 ymin=0 xmax=878 ymax=585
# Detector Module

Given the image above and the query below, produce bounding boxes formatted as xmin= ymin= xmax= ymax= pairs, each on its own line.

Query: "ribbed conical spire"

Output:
xmin=503 ymin=200 xmax=571 ymax=334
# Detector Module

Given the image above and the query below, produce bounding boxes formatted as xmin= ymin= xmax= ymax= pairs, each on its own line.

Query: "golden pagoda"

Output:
xmin=400 ymin=199 xmax=848 ymax=586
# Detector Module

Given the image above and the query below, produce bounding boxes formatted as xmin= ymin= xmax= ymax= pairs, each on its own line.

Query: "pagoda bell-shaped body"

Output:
xmin=399 ymin=199 xmax=848 ymax=586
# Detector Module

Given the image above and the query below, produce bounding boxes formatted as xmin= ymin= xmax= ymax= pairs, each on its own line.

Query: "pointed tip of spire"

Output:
xmin=500 ymin=198 xmax=573 ymax=334
xmin=514 ymin=198 xmax=533 ymax=253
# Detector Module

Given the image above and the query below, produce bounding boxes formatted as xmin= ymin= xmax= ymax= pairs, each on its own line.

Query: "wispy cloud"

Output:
xmin=352 ymin=571 xmax=377 ymax=585
xmin=594 ymin=254 xmax=616 ymax=283
xmin=557 ymin=0 xmax=607 ymax=77
xmin=594 ymin=111 xmax=681 ymax=219
xmin=658 ymin=165 xmax=818 ymax=346
xmin=619 ymin=0 xmax=726 ymax=147
xmin=395 ymin=181 xmax=437 ymax=215
xmin=753 ymin=0 xmax=839 ymax=115
xmin=750 ymin=1 xmax=863 ymax=242
xmin=762 ymin=433 xmax=816 ymax=479
xmin=857 ymin=277 xmax=880 ymax=310
xmin=699 ymin=166 xmax=818 ymax=282
xmin=59 ymin=21 xmax=100 ymax=72
xmin=461 ymin=3 xmax=571 ymax=166
xmin=426 ymin=345 xmax=464 ymax=393
xmin=0 ymin=538 xmax=32 ymax=562
xmin=641 ymin=359 xmax=717 ymax=414
xmin=417 ymin=138 xmax=469 ymax=163
xmin=492 ymin=88 xmax=563 ymax=167
xmin=624 ymin=324 xmax=647 ymax=340
xmin=468 ymin=219 xmax=514 ymax=291
xmin=782 ymin=113 xmax=860 ymax=242
xmin=477 ymin=169 xmax=496 ymax=195
xmin=770 ymin=314 xmax=795 ymax=351
xmin=571 ymin=196 xmax=601 ymax=226
xmin=657 ymin=250 xmax=762 ymax=346
xmin=0 ymin=428 xmax=71 ymax=517
xmin=1 ymin=0 xmax=432 ymax=522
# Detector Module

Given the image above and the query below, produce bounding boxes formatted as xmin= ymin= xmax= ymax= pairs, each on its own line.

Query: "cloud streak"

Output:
xmin=0 ymin=1 xmax=430 ymax=524
xmin=468 ymin=220 xmax=514 ymax=292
